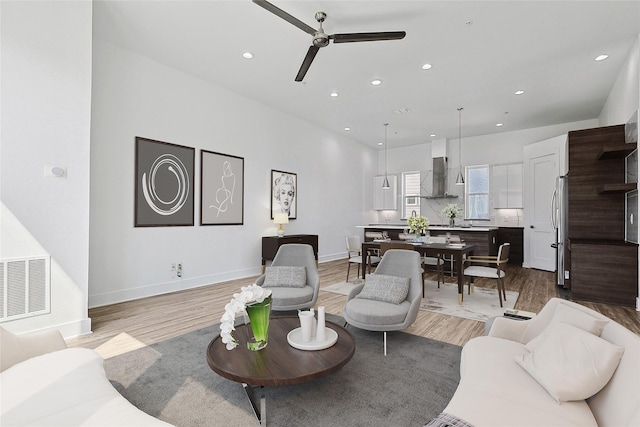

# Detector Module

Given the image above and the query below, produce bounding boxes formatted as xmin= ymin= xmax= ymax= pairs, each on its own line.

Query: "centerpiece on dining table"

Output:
xmin=407 ymin=214 xmax=429 ymax=241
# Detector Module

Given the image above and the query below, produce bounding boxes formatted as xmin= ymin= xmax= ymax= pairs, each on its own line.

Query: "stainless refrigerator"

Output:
xmin=551 ymin=174 xmax=569 ymax=288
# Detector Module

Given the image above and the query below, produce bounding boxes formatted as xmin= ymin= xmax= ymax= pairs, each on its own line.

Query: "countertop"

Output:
xmin=357 ymin=224 xmax=498 ymax=232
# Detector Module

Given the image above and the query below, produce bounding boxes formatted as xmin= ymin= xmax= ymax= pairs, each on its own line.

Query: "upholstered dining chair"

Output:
xmin=346 ymin=235 xmax=380 ymax=282
xmin=256 ymin=243 xmax=320 ymax=311
xmin=343 ymin=249 xmax=423 ymax=356
xmin=463 ymin=243 xmax=510 ymax=307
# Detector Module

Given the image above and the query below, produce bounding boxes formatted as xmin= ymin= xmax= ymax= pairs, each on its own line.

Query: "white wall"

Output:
xmin=378 ymin=119 xmax=598 ymax=225
xmin=600 ymin=36 xmax=640 ymax=127
xmin=88 ymin=39 xmax=376 ymax=307
xmin=0 ymin=1 xmax=92 ymax=336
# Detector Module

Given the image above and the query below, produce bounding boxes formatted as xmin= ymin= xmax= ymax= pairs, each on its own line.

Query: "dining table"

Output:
xmin=362 ymin=240 xmax=476 ymax=304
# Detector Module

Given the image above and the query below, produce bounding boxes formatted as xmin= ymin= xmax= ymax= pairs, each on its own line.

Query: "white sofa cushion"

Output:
xmin=444 ymin=336 xmax=597 ymax=427
xmin=515 ymin=322 xmax=624 ymax=403
xmin=1 ymin=347 xmax=171 ymax=426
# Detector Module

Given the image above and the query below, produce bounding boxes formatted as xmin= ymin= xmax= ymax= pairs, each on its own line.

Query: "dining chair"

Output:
xmin=463 ymin=243 xmax=510 ymax=307
xmin=346 ymin=235 xmax=380 ymax=282
xmin=343 ymin=249 xmax=423 ymax=356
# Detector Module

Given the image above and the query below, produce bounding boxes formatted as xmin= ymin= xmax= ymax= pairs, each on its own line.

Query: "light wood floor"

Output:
xmin=68 ymin=259 xmax=640 ymax=349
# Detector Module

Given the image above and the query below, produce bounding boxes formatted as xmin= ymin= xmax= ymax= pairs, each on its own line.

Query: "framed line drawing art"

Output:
xmin=271 ymin=169 xmax=297 ymax=219
xmin=134 ymin=137 xmax=195 ymax=227
xmin=201 ymin=150 xmax=244 ymax=225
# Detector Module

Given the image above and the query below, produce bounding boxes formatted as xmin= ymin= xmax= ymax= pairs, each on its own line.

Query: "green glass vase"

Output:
xmin=245 ymin=296 xmax=272 ymax=351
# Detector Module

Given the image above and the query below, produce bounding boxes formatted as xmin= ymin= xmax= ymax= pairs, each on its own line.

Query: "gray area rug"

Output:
xmin=104 ymin=314 xmax=461 ymax=427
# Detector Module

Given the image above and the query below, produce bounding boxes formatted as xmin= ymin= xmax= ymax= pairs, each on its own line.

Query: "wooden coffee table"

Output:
xmin=206 ymin=316 xmax=355 ymax=426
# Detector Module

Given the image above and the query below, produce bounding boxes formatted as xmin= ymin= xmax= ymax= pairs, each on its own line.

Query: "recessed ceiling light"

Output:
xmin=242 ymin=52 xmax=254 ymax=59
xmin=595 ymin=54 xmax=609 ymax=61
xmin=378 ymin=142 xmax=384 ymax=146
xmin=430 ymin=134 xmax=437 ymax=137
xmin=496 ymin=123 xmax=504 ymax=127
xmin=371 ymin=79 xmax=382 ymax=86
xmin=330 ymin=92 xmax=339 ymax=97
xmin=515 ymin=90 xmax=525 ymax=95
xmin=344 ymin=127 xmax=351 ymax=131
xmin=422 ymin=63 xmax=432 ymax=70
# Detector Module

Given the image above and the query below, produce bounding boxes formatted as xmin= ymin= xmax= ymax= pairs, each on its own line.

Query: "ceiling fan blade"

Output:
xmin=295 ymin=46 xmax=320 ymax=82
xmin=252 ymin=0 xmax=316 ymax=35
xmin=331 ymin=31 xmax=406 ymax=43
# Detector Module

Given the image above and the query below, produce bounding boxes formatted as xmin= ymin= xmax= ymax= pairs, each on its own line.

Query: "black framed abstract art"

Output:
xmin=201 ymin=150 xmax=244 ymax=225
xmin=134 ymin=137 xmax=195 ymax=227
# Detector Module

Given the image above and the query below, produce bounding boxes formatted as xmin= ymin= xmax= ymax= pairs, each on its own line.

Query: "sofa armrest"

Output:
xmin=487 ymin=316 xmax=530 ymax=343
xmin=1 ymin=327 xmax=67 ymax=372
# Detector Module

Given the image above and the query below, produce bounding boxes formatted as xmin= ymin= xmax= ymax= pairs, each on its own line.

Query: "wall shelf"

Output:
xmin=598 ymin=143 xmax=637 ymax=159
xmin=597 ymin=183 xmax=637 ymax=194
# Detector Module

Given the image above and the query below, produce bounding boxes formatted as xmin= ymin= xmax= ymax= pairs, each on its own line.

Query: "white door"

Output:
xmin=523 ymin=136 xmax=567 ymax=271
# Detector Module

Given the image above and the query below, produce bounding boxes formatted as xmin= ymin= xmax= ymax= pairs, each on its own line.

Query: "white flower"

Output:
xmin=407 ymin=215 xmax=429 ymax=234
xmin=442 ymin=203 xmax=462 ymax=219
xmin=219 ymin=283 xmax=272 ymax=350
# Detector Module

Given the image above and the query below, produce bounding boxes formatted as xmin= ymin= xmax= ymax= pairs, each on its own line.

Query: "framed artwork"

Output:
xmin=271 ymin=169 xmax=297 ymax=219
xmin=201 ymin=150 xmax=244 ymax=225
xmin=134 ymin=137 xmax=195 ymax=227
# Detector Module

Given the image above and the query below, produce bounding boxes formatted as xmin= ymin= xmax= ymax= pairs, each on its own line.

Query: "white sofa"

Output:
xmin=0 ymin=326 xmax=172 ymax=426
xmin=439 ymin=298 xmax=640 ymax=427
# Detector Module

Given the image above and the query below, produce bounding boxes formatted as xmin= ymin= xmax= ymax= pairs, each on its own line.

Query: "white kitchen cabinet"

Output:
xmin=492 ymin=163 xmax=523 ymax=208
xmin=373 ymin=175 xmax=397 ymax=210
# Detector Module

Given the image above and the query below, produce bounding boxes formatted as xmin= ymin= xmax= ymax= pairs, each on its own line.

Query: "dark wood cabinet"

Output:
xmin=570 ymin=241 xmax=638 ymax=307
xmin=567 ymin=125 xmax=638 ymax=307
xmin=261 ymin=234 xmax=318 ymax=268
xmin=498 ymin=227 xmax=523 ymax=265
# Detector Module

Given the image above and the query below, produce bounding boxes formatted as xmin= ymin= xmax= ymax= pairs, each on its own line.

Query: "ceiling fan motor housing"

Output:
xmin=313 ymin=32 xmax=329 ymax=47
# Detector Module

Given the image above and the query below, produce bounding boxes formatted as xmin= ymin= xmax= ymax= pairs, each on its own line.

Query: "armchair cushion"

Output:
xmin=345 ymin=298 xmax=412 ymax=325
xmin=262 ymin=266 xmax=307 ymax=288
xmin=356 ymin=273 xmax=410 ymax=305
xmin=515 ymin=322 xmax=624 ymax=403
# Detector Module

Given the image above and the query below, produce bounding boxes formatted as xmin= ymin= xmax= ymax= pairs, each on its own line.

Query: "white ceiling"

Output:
xmin=92 ymin=1 xmax=640 ymax=148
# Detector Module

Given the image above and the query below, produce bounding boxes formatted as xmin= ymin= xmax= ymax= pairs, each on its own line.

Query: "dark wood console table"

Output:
xmin=261 ymin=234 xmax=318 ymax=271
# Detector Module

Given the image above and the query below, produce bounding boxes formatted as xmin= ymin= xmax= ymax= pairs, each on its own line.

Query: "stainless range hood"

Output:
xmin=422 ymin=140 xmax=458 ymax=199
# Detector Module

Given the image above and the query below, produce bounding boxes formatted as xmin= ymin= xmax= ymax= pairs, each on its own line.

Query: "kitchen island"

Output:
xmin=357 ymin=224 xmax=498 ymax=256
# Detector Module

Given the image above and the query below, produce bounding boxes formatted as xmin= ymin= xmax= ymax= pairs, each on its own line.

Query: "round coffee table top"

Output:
xmin=206 ymin=316 xmax=355 ymax=386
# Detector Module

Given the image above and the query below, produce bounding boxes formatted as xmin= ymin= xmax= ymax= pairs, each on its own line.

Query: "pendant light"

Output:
xmin=455 ymin=108 xmax=465 ymax=186
xmin=382 ymin=123 xmax=390 ymax=189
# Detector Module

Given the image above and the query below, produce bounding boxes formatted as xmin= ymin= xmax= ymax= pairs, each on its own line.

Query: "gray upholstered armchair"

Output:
xmin=256 ymin=243 xmax=320 ymax=311
xmin=343 ymin=249 xmax=423 ymax=355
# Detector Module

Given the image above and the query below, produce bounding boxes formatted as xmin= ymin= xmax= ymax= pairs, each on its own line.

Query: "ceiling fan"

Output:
xmin=252 ymin=0 xmax=406 ymax=82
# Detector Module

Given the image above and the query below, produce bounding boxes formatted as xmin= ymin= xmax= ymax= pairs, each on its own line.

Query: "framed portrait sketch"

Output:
xmin=201 ymin=150 xmax=244 ymax=225
xmin=134 ymin=137 xmax=195 ymax=227
xmin=271 ymin=169 xmax=297 ymax=219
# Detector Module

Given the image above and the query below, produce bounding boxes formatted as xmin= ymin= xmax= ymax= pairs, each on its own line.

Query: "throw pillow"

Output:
xmin=262 ymin=266 xmax=307 ymax=288
xmin=356 ymin=273 xmax=410 ymax=305
xmin=515 ymin=322 xmax=624 ymax=403
xmin=527 ymin=303 xmax=609 ymax=350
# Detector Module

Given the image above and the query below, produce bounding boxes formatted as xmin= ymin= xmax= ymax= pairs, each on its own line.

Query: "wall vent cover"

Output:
xmin=0 ymin=256 xmax=51 ymax=322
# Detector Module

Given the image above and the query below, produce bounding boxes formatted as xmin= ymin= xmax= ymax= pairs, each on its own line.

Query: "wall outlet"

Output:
xmin=564 ymin=270 xmax=570 ymax=280
xmin=177 ymin=263 xmax=182 ymax=278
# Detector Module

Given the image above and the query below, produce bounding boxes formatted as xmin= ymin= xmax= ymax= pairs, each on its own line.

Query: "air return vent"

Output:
xmin=0 ymin=256 xmax=50 ymax=321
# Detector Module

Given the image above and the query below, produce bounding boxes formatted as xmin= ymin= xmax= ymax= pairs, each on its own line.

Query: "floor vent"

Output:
xmin=0 ymin=256 xmax=51 ymax=322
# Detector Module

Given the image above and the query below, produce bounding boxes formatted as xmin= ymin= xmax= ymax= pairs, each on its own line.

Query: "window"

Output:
xmin=465 ymin=165 xmax=490 ymax=220
xmin=402 ymin=171 xmax=421 ymax=219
